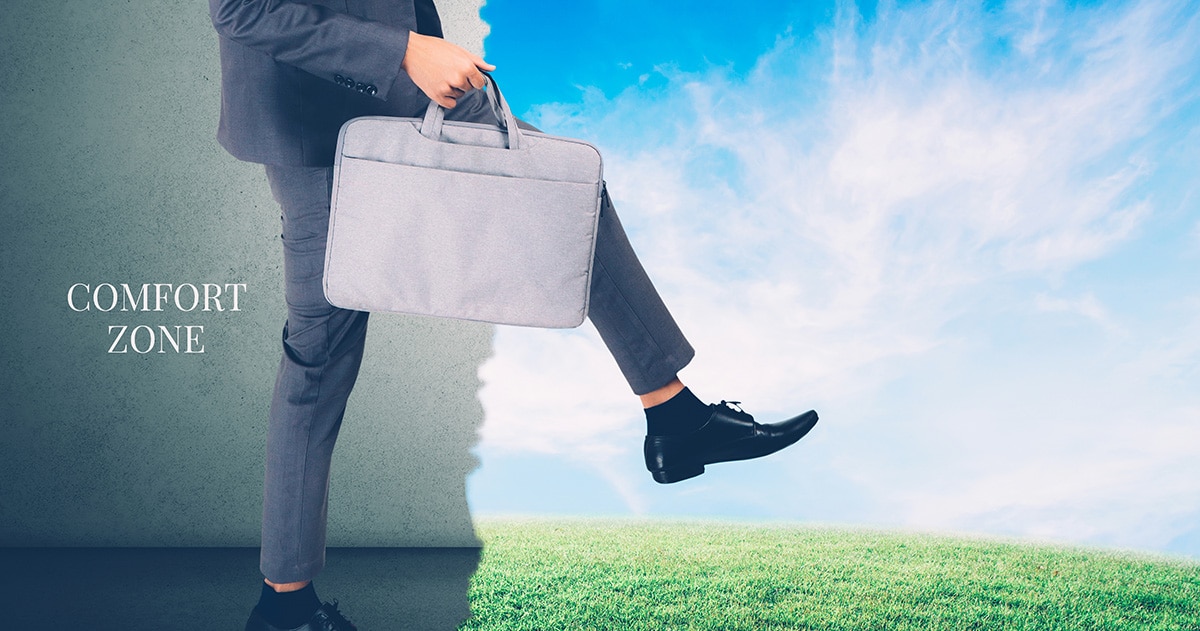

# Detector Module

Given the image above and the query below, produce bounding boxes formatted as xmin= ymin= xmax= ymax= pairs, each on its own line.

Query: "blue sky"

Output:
xmin=465 ymin=0 xmax=1200 ymax=558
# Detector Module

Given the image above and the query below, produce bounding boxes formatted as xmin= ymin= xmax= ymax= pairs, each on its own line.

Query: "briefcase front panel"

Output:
xmin=324 ymin=109 xmax=603 ymax=328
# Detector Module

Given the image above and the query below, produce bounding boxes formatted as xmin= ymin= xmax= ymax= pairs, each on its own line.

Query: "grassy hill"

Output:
xmin=459 ymin=519 xmax=1200 ymax=631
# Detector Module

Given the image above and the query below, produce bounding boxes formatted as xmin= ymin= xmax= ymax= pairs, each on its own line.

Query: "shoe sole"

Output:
xmin=650 ymin=464 xmax=705 ymax=484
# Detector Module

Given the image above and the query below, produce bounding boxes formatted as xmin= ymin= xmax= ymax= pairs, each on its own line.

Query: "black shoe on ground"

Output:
xmin=246 ymin=600 xmax=358 ymax=631
xmin=644 ymin=401 xmax=818 ymax=484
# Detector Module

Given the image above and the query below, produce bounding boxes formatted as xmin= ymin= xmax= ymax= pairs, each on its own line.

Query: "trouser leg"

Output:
xmin=259 ymin=164 xmax=368 ymax=583
xmin=587 ymin=188 xmax=694 ymax=395
xmin=447 ymin=90 xmax=695 ymax=394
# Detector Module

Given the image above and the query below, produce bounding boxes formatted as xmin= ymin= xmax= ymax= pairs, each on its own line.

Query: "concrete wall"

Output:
xmin=0 ymin=0 xmax=491 ymax=547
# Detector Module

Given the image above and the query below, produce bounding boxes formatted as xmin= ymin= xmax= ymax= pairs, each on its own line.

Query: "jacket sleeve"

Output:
xmin=209 ymin=0 xmax=410 ymax=101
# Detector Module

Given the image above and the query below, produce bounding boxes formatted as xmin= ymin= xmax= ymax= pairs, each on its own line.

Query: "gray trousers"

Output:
xmin=259 ymin=97 xmax=693 ymax=583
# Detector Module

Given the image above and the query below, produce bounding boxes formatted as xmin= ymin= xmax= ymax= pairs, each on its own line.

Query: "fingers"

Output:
xmin=467 ymin=51 xmax=495 ymax=89
xmin=438 ymin=80 xmax=471 ymax=110
xmin=469 ymin=51 xmax=496 ymax=72
xmin=452 ymin=67 xmax=487 ymax=97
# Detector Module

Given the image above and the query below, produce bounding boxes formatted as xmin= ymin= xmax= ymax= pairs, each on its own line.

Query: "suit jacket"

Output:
xmin=209 ymin=0 xmax=444 ymax=166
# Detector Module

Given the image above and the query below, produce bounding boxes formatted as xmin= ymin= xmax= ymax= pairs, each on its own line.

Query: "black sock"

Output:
xmin=257 ymin=581 xmax=321 ymax=629
xmin=645 ymin=387 xmax=710 ymax=436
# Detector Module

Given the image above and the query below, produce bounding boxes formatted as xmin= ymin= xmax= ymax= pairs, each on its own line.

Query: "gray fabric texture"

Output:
xmin=324 ymin=82 xmax=603 ymax=328
xmin=209 ymin=0 xmax=435 ymax=166
xmin=261 ymin=159 xmax=694 ymax=581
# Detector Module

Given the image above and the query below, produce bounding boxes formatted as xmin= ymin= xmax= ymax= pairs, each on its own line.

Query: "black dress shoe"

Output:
xmin=245 ymin=601 xmax=359 ymax=631
xmin=644 ymin=401 xmax=818 ymax=484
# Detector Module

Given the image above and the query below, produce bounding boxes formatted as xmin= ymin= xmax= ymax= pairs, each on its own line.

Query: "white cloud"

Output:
xmin=878 ymin=393 xmax=1200 ymax=549
xmin=1034 ymin=291 xmax=1122 ymax=333
xmin=476 ymin=0 xmax=1200 ymax=552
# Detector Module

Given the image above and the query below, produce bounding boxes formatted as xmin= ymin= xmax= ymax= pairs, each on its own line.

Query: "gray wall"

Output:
xmin=0 ymin=1 xmax=491 ymax=547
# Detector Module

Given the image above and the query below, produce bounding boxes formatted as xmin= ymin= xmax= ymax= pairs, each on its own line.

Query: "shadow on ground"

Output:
xmin=1 ymin=547 xmax=480 ymax=630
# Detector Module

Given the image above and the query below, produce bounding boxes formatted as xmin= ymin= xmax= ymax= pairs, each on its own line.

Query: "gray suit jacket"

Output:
xmin=209 ymin=0 xmax=443 ymax=166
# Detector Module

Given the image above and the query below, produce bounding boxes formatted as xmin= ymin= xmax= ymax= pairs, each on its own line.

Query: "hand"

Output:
xmin=402 ymin=31 xmax=495 ymax=109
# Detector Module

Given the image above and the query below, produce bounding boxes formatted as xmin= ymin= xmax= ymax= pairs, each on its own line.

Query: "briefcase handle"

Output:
xmin=418 ymin=72 xmax=524 ymax=150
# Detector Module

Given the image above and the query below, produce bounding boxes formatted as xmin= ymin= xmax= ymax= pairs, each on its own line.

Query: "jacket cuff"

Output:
xmin=331 ymin=22 xmax=409 ymax=101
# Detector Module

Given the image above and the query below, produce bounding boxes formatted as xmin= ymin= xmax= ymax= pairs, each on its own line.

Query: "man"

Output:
xmin=208 ymin=1 xmax=819 ymax=629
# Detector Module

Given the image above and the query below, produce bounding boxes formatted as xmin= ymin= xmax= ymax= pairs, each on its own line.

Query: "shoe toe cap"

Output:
xmin=768 ymin=409 xmax=819 ymax=438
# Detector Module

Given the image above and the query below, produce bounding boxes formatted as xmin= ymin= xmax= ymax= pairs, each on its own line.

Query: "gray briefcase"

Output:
xmin=323 ymin=75 xmax=603 ymax=328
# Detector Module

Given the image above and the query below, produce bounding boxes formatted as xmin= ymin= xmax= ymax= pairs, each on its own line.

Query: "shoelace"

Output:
xmin=317 ymin=600 xmax=358 ymax=631
xmin=719 ymin=400 xmax=746 ymax=414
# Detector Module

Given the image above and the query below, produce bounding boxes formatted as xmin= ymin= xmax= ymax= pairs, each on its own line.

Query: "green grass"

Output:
xmin=459 ymin=519 xmax=1200 ymax=631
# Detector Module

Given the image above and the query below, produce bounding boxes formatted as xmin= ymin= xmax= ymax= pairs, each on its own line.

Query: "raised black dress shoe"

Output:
xmin=644 ymin=401 xmax=818 ymax=484
xmin=246 ymin=601 xmax=358 ymax=631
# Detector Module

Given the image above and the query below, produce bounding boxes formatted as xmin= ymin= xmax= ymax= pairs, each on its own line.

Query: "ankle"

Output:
xmin=257 ymin=580 xmax=320 ymax=628
xmin=644 ymin=386 xmax=710 ymax=436
xmin=265 ymin=579 xmax=310 ymax=593
xmin=639 ymin=378 xmax=685 ymax=408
